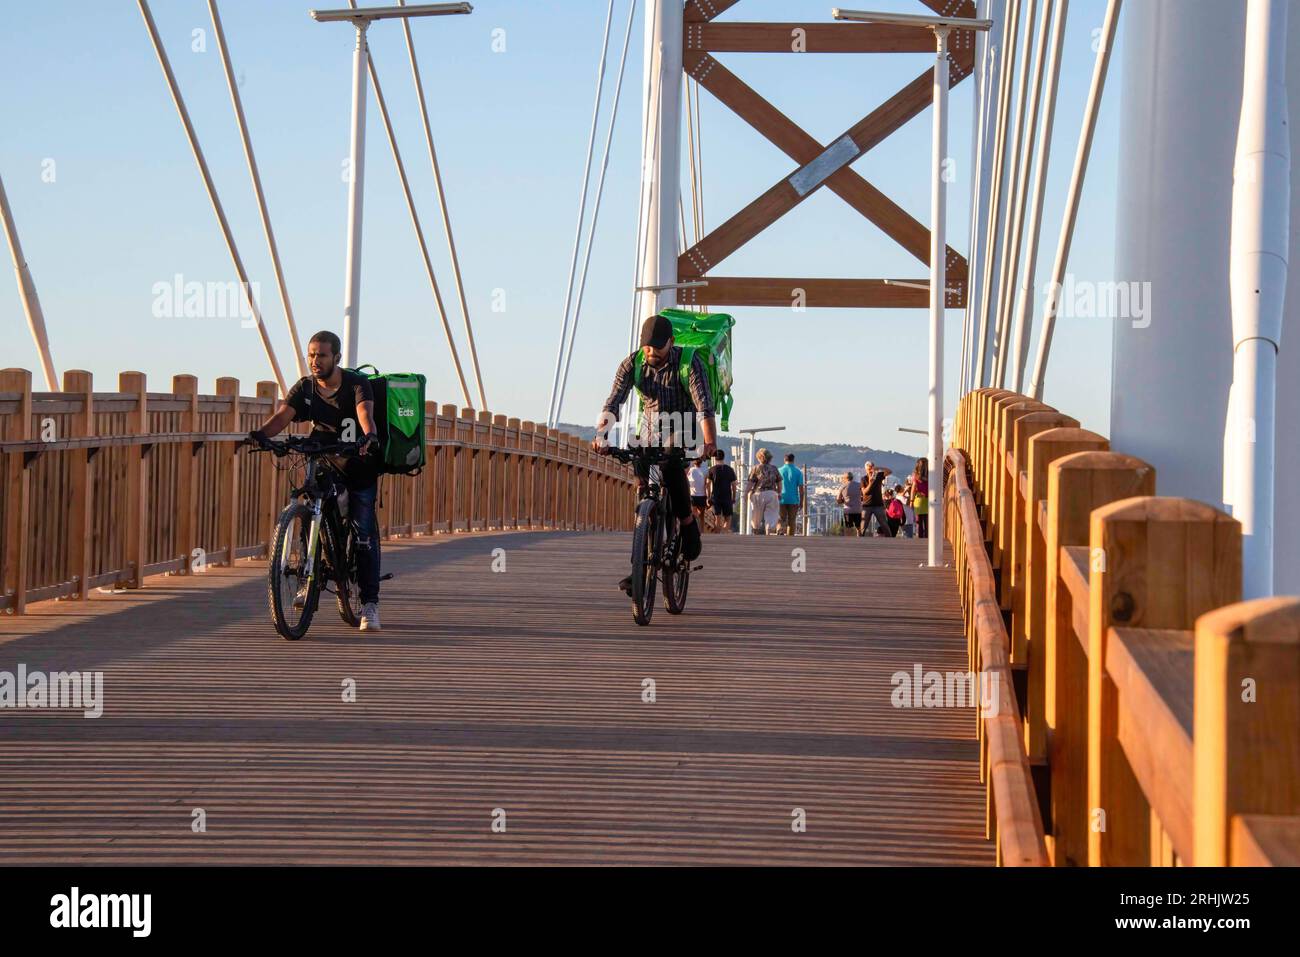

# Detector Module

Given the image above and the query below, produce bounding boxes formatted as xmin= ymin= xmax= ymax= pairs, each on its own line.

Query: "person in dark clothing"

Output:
xmin=706 ymin=448 xmax=738 ymax=533
xmin=249 ymin=330 xmax=384 ymax=631
xmin=593 ymin=314 xmax=717 ymax=589
xmin=860 ymin=461 xmax=894 ymax=538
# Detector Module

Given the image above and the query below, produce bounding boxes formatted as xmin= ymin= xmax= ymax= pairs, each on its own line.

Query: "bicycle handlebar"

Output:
xmin=602 ymin=445 xmax=689 ymax=465
xmin=247 ymin=434 xmax=364 ymax=459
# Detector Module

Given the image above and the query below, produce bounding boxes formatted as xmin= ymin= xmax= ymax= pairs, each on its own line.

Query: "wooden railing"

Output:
xmin=946 ymin=387 xmax=1300 ymax=867
xmin=0 ymin=368 xmax=638 ymax=614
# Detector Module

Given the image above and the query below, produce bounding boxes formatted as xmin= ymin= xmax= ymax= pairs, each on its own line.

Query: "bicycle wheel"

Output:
xmin=268 ymin=501 xmax=319 ymax=640
xmin=663 ymin=518 xmax=690 ymax=614
xmin=629 ymin=498 xmax=662 ymax=626
xmin=325 ymin=517 xmax=361 ymax=628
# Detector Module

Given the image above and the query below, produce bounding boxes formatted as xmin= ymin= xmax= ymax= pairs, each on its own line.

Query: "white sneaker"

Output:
xmin=359 ymin=602 xmax=381 ymax=632
xmin=292 ymin=582 xmax=310 ymax=609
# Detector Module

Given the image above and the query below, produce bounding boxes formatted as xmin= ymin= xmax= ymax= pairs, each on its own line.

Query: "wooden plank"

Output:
xmin=1108 ymin=626 xmax=1194 ymax=862
xmin=1194 ymin=597 xmax=1300 ymax=866
xmin=0 ymin=531 xmax=990 ymax=866
xmin=256 ymin=382 xmax=279 ymax=555
xmin=1088 ymin=496 xmax=1241 ymax=866
xmin=63 ymin=371 xmax=95 ymax=600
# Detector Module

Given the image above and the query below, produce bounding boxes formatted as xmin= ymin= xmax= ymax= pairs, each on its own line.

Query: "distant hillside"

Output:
xmin=557 ymin=424 xmax=918 ymax=475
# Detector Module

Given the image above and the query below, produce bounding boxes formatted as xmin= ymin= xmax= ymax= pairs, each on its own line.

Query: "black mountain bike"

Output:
xmin=248 ymin=435 xmax=372 ymax=640
xmin=605 ymin=445 xmax=698 ymax=626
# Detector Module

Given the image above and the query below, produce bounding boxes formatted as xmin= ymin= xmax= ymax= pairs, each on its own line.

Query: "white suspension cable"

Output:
xmin=208 ymin=0 xmax=307 ymax=380
xmin=1001 ymin=0 xmax=1054 ymax=392
xmin=1008 ymin=0 xmax=1069 ymax=393
xmin=345 ymin=0 xmax=472 ymax=407
xmin=397 ymin=0 xmax=487 ymax=409
xmin=0 ymin=171 xmax=58 ymax=390
xmin=137 ymin=0 xmax=288 ymax=395
xmin=547 ymin=0 xmax=618 ymax=427
xmin=553 ymin=0 xmax=639 ymax=426
xmin=1027 ymin=0 xmax=1121 ymax=399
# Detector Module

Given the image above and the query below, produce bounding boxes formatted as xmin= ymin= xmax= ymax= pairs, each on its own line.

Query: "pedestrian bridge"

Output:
xmin=1 ymin=371 xmax=1297 ymax=866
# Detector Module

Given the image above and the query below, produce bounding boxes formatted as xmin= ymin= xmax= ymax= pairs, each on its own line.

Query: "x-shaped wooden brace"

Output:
xmin=677 ymin=0 xmax=975 ymax=309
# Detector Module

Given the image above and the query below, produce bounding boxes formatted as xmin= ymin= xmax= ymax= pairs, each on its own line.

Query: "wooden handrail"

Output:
xmin=946 ymin=446 xmax=1048 ymax=866
xmin=0 ymin=368 xmax=638 ymax=614
xmin=955 ymin=387 xmax=1300 ymax=867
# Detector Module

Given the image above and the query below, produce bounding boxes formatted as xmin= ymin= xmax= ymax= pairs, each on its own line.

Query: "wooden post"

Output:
xmin=120 ymin=372 xmax=149 ymax=587
xmin=1193 ymin=597 xmax=1300 ymax=866
xmin=475 ymin=410 xmax=491 ymax=530
xmin=522 ymin=421 xmax=537 ymax=529
xmin=173 ymin=375 xmax=201 ymax=572
xmin=423 ymin=400 xmax=438 ymax=534
xmin=1088 ymin=496 xmax=1241 ymax=865
xmin=1005 ymin=412 xmax=1077 ymax=628
xmin=441 ymin=404 xmax=458 ymax=533
xmin=1020 ymin=428 xmax=1109 ymax=797
xmin=994 ymin=401 xmax=1053 ymax=596
xmin=1045 ymin=451 xmax=1154 ymax=866
xmin=506 ymin=417 xmax=521 ymax=529
xmin=0 ymin=369 xmax=33 ymax=612
xmin=255 ymin=382 xmax=279 ymax=555
xmin=545 ymin=427 xmax=560 ymax=528
xmin=215 ymin=378 xmax=241 ymax=567
xmin=63 ymin=371 xmax=94 ymax=599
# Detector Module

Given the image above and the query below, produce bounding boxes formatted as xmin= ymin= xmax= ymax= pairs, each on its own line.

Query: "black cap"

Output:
xmin=639 ymin=313 xmax=673 ymax=349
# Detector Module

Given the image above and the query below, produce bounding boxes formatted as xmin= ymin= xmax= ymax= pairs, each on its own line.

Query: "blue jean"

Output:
xmin=349 ymin=484 xmax=381 ymax=604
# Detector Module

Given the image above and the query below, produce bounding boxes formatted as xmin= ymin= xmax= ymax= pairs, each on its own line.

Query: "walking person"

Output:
xmin=777 ymin=453 xmax=804 ymax=536
xmin=706 ymin=448 xmax=738 ymax=533
xmin=899 ymin=481 xmax=917 ymax=538
xmin=837 ymin=471 xmax=863 ymax=534
xmin=912 ymin=458 xmax=930 ymax=539
xmin=861 ymin=461 xmax=894 ymax=537
xmin=746 ymin=448 xmax=782 ymax=535
xmin=885 ymin=486 xmax=904 ymax=538
xmin=689 ymin=456 xmax=709 ymax=530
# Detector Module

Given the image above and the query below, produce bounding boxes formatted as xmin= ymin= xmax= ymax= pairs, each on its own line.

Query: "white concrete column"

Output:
xmin=640 ymin=0 xmax=682 ymax=314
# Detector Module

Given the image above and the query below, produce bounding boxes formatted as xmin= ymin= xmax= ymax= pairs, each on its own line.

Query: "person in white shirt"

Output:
xmin=898 ymin=483 xmax=917 ymax=538
xmin=688 ymin=457 xmax=709 ymax=530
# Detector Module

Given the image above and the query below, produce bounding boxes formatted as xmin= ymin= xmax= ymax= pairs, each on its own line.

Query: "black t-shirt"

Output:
xmin=863 ymin=471 xmax=886 ymax=507
xmin=285 ymin=371 xmax=379 ymax=490
xmin=707 ymin=464 xmax=737 ymax=505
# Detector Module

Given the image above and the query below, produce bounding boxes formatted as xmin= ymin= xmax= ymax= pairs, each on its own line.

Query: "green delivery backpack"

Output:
xmin=350 ymin=365 xmax=427 ymax=475
xmin=632 ymin=309 xmax=735 ymax=430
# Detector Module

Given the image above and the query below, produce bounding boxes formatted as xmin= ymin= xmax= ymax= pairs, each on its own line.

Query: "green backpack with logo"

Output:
xmin=632 ymin=309 xmax=735 ymax=430
xmin=349 ymin=365 xmax=427 ymax=475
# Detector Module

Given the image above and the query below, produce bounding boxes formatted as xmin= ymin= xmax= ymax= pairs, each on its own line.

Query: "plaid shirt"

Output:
xmin=602 ymin=347 xmax=715 ymax=443
xmin=747 ymin=462 xmax=782 ymax=493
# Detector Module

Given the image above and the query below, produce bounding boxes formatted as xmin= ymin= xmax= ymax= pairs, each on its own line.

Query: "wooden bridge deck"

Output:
xmin=0 ymin=532 xmax=990 ymax=866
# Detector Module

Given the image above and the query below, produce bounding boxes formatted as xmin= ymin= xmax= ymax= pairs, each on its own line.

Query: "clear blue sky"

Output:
xmin=1 ymin=0 xmax=1119 ymax=451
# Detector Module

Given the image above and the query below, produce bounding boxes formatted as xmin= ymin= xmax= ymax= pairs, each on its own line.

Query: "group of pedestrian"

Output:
xmin=688 ymin=449 xmax=739 ymax=533
xmin=836 ymin=458 xmax=930 ymax=538
xmin=688 ymin=448 xmax=808 ymax=535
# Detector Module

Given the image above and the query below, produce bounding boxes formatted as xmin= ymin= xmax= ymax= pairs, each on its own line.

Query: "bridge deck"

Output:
xmin=0 ymin=531 xmax=990 ymax=865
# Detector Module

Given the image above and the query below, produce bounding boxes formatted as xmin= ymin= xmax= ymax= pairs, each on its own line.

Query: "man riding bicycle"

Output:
xmin=593 ymin=313 xmax=717 ymax=592
xmin=248 ymin=330 xmax=384 ymax=632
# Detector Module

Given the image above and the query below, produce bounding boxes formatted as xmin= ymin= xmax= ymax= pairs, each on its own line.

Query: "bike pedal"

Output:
xmin=379 ymin=573 xmax=394 ymax=581
xmin=693 ymin=564 xmax=704 ymax=571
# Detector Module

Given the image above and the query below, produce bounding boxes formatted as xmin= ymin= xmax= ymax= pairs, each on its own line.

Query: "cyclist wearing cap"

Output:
xmin=248 ymin=330 xmax=385 ymax=632
xmin=593 ymin=313 xmax=717 ymax=588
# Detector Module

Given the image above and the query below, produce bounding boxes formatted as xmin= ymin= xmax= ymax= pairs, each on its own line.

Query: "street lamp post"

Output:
xmin=833 ymin=8 xmax=991 ymax=567
xmin=311 ymin=3 xmax=472 ymax=367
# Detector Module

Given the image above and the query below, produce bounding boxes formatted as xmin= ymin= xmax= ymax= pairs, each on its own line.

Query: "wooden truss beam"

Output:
xmin=676 ymin=277 xmax=965 ymax=310
xmin=683 ymin=50 xmax=967 ymax=280
xmin=684 ymin=22 xmax=936 ymax=54
xmin=684 ymin=0 xmax=745 ymax=24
